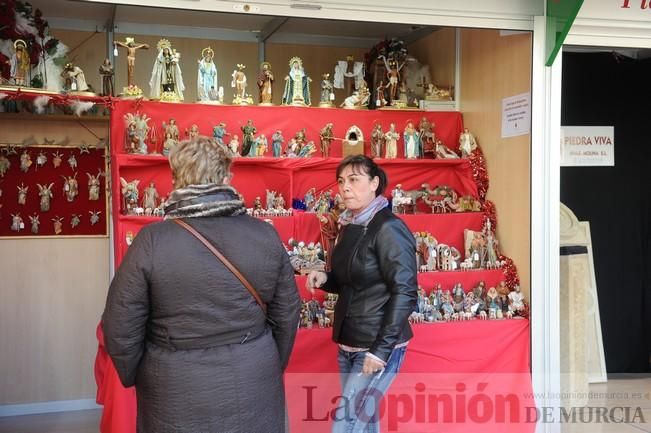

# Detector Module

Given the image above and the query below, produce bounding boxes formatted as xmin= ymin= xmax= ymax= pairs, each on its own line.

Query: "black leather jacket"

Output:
xmin=323 ymin=207 xmax=418 ymax=362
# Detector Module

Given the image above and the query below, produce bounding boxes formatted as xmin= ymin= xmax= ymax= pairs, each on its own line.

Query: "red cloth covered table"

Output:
xmin=95 ymin=320 xmax=534 ymax=433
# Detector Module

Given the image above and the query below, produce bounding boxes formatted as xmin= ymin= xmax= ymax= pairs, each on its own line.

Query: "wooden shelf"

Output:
xmin=0 ymin=112 xmax=109 ymax=123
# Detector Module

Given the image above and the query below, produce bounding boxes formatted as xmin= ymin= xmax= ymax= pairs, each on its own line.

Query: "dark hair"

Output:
xmin=336 ymin=155 xmax=388 ymax=196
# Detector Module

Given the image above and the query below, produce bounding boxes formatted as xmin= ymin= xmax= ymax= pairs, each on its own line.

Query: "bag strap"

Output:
xmin=172 ymin=218 xmax=267 ymax=315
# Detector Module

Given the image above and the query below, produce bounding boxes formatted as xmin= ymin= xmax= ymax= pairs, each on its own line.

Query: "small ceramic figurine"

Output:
xmin=11 ymin=213 xmax=24 ymax=232
xmin=29 ymin=214 xmax=40 ymax=234
xmin=20 ymin=150 xmax=32 ymax=172
xmin=271 ymin=130 xmax=284 ymax=158
xmin=418 ymin=117 xmax=435 ymax=157
xmin=508 ymin=285 xmax=526 ymax=315
xmin=391 ymin=184 xmax=405 ymax=213
xmin=228 ymin=135 xmax=240 ymax=155
xmin=240 ymin=120 xmax=256 ymax=157
xmin=375 ymin=81 xmax=388 ymax=108
xmin=197 ymin=47 xmax=218 ymax=103
xmin=124 ymin=112 xmax=151 ymax=154
xmin=231 ymin=64 xmax=253 ymax=105
xmin=10 ymin=39 xmax=30 ymax=86
xmin=212 ymin=122 xmax=229 ymax=145
xmin=113 ymin=37 xmax=150 ymax=96
xmin=255 ymin=134 xmax=268 ymax=157
xmin=370 ymin=123 xmax=384 ymax=158
xmin=52 ymin=216 xmax=64 ymax=235
xmin=141 ymin=183 xmax=159 ymax=215
xmin=384 ymin=123 xmax=399 ymax=159
xmin=459 ymin=128 xmax=478 ymax=157
xmin=435 ymin=139 xmax=459 ymax=159
xmin=51 ymin=151 xmax=63 ymax=168
xmin=99 ymin=58 xmax=114 ymax=96
xmin=162 ymin=118 xmax=179 ymax=156
xmin=71 ymin=214 xmax=81 ymax=228
xmin=257 ymin=62 xmax=274 ymax=105
xmin=282 ymin=57 xmax=311 ymax=106
xmin=186 ymin=124 xmax=200 ymax=140
xmin=61 ymin=173 xmax=79 ymax=202
xmin=319 ymin=73 xmax=335 ymax=107
xmin=378 ymin=55 xmax=405 ymax=105
xmin=120 ymin=177 xmax=140 ymax=215
xmin=37 ymin=183 xmax=54 ymax=212
xmin=87 ymin=170 xmax=103 ymax=201
xmin=61 ymin=62 xmax=90 ymax=93
xmin=403 ymin=121 xmax=421 ymax=159
xmin=0 ymin=153 xmax=10 ymax=177
xmin=319 ymin=123 xmax=334 ymax=158
xmin=36 ymin=150 xmax=47 ymax=168
xmin=334 ymin=55 xmax=365 ymax=97
xmin=89 ymin=210 xmax=101 ymax=226
xmin=17 ymin=183 xmax=28 ymax=205
xmin=150 ymin=39 xmax=185 ymax=101
xmin=68 ymin=153 xmax=77 ymax=170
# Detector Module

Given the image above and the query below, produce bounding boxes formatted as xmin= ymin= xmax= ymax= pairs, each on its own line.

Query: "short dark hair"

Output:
xmin=336 ymin=155 xmax=388 ymax=196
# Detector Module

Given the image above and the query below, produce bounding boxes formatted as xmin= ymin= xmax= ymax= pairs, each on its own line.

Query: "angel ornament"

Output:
xmin=51 ymin=151 xmax=63 ymax=168
xmin=68 ymin=153 xmax=78 ymax=170
xmin=150 ymin=39 xmax=185 ymax=102
xmin=52 ymin=216 xmax=64 ymax=235
xmin=62 ymin=173 xmax=79 ymax=202
xmin=17 ymin=183 xmax=28 ymax=205
xmin=11 ymin=214 xmax=24 ymax=232
xmin=120 ymin=177 xmax=140 ymax=215
xmin=37 ymin=183 xmax=54 ymax=212
xmin=36 ymin=151 xmax=47 ymax=168
xmin=89 ymin=211 xmax=102 ymax=226
xmin=231 ymin=64 xmax=253 ymax=105
xmin=20 ymin=150 xmax=32 ymax=172
xmin=0 ymin=153 xmax=10 ymax=177
xmin=71 ymin=214 xmax=81 ymax=228
xmin=87 ymin=170 xmax=103 ymax=201
xmin=29 ymin=214 xmax=40 ymax=234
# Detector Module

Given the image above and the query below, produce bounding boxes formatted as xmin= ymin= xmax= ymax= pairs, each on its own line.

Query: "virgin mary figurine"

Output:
xmin=149 ymin=39 xmax=185 ymax=102
xmin=282 ymin=57 xmax=311 ymax=106
xmin=197 ymin=46 xmax=218 ymax=103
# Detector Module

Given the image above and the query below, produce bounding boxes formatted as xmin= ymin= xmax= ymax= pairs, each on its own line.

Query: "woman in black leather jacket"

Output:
xmin=307 ymin=155 xmax=418 ymax=433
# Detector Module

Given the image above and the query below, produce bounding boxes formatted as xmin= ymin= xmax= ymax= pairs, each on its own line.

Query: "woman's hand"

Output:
xmin=306 ymin=271 xmax=327 ymax=295
xmin=362 ymin=354 xmax=385 ymax=375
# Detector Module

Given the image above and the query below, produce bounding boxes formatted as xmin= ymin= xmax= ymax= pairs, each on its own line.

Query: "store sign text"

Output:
xmin=621 ymin=0 xmax=651 ymax=8
xmin=560 ymin=126 xmax=615 ymax=167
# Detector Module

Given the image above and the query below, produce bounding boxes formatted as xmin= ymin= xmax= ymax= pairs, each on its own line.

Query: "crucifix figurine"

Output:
xmin=113 ymin=37 xmax=149 ymax=88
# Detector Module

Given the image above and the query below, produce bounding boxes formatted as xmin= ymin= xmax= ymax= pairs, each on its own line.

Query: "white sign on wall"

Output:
xmin=560 ymin=126 xmax=615 ymax=167
xmin=501 ymin=92 xmax=531 ymax=138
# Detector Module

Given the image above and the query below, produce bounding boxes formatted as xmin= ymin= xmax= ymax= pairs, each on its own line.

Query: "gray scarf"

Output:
xmin=164 ymin=184 xmax=246 ymax=219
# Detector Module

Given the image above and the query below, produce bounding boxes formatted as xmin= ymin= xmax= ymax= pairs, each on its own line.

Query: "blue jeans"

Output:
xmin=332 ymin=346 xmax=407 ymax=433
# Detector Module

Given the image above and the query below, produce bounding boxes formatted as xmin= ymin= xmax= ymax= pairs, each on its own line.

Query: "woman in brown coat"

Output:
xmin=103 ymin=136 xmax=300 ymax=433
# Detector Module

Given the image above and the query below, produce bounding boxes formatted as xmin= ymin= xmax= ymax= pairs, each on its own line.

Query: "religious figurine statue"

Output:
xmin=370 ymin=123 xmax=384 ymax=158
xmin=99 ymin=58 xmax=114 ymax=96
xmin=20 ymin=150 xmax=32 ymax=172
xmin=435 ymin=139 xmax=460 ymax=159
xmin=197 ymin=47 xmax=218 ymax=103
xmin=68 ymin=153 xmax=77 ymax=170
xmin=211 ymin=122 xmax=228 ymax=145
xmin=375 ymin=81 xmax=388 ymax=108
xmin=61 ymin=173 xmax=79 ymax=202
xmin=403 ymin=121 xmax=421 ymax=159
xmin=378 ymin=55 xmax=405 ymax=105
xmin=162 ymin=118 xmax=179 ymax=156
xmin=482 ymin=219 xmax=500 ymax=269
xmin=319 ymin=123 xmax=334 ymax=158
xmin=231 ymin=64 xmax=253 ymax=105
xmin=29 ymin=214 xmax=40 ymax=234
xmin=141 ymin=182 xmax=159 ymax=214
xmin=150 ymin=39 xmax=184 ymax=102
xmin=282 ymin=57 xmax=311 ymax=106
xmin=51 ymin=151 xmax=63 ymax=169
xmin=418 ymin=117 xmax=435 ymax=157
xmin=271 ymin=130 xmax=284 ymax=157
xmin=384 ymin=123 xmax=399 ymax=159
xmin=257 ymin=62 xmax=274 ymax=105
xmin=229 ymin=135 xmax=240 ymax=155
xmin=508 ymin=285 xmax=526 ymax=315
xmin=89 ymin=210 xmax=102 ymax=226
xmin=254 ymin=134 xmax=268 ymax=157
xmin=37 ymin=183 xmax=54 ymax=212
xmin=0 ymin=153 xmax=10 ymax=177
xmin=17 ymin=183 xmax=28 ymax=205
xmin=340 ymin=80 xmax=370 ymax=109
xmin=241 ymin=119 xmax=256 ymax=156
xmin=124 ymin=112 xmax=151 ymax=154
xmin=61 ymin=63 xmax=90 ymax=93
xmin=10 ymin=213 xmax=24 ymax=232
xmin=87 ymin=170 xmax=102 ymax=201
xmin=36 ymin=150 xmax=47 ymax=168
xmin=10 ymin=40 xmax=30 ymax=86
xmin=459 ymin=128 xmax=478 ymax=157
xmin=113 ymin=37 xmax=149 ymax=96
xmin=334 ymin=55 xmax=365 ymax=97
xmin=319 ymin=73 xmax=335 ymax=107
xmin=186 ymin=124 xmax=200 ymax=140
xmin=120 ymin=177 xmax=140 ymax=215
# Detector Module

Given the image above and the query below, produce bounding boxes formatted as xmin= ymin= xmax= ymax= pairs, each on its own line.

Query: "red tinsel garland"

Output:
xmin=499 ymin=255 xmax=520 ymax=291
xmin=469 ymin=145 xmax=489 ymax=200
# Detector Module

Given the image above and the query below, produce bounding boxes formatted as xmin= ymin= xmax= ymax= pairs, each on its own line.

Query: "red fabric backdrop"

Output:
xmin=0 ymin=145 xmax=107 ymax=236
